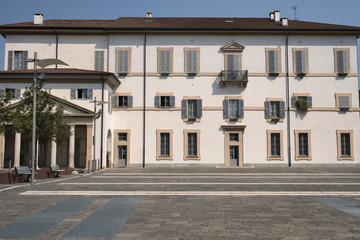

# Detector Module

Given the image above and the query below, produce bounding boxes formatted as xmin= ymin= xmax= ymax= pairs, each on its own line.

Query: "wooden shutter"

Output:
xmin=170 ymin=96 xmax=175 ymax=108
xmin=223 ymin=100 xmax=229 ymax=119
xmin=307 ymin=96 xmax=312 ymax=108
xmin=264 ymin=101 xmax=271 ymax=119
xmin=8 ymin=51 xmax=13 ymax=70
xmin=337 ymin=51 xmax=348 ymax=73
xmin=196 ymin=99 xmax=202 ymax=118
xmin=227 ymin=55 xmax=239 ymax=71
xmin=181 ymin=99 xmax=187 ymax=119
xmin=187 ymin=50 xmax=197 ymax=73
xmin=160 ymin=50 xmax=170 ymax=73
xmin=128 ymin=96 xmax=133 ymax=108
xmin=23 ymin=51 xmax=28 ymax=70
xmin=119 ymin=50 xmax=128 ymax=73
xmin=95 ymin=51 xmax=104 ymax=71
xmin=296 ymin=50 xmax=306 ymax=73
xmin=70 ymin=89 xmax=76 ymax=99
xmin=279 ymin=101 xmax=286 ymax=118
xmin=291 ymin=96 xmax=297 ymax=108
xmin=268 ymin=51 xmax=277 ymax=73
xmin=238 ymin=99 xmax=244 ymax=119
xmin=339 ymin=96 xmax=349 ymax=109
xmin=87 ymin=89 xmax=93 ymax=99
xmin=112 ymin=95 xmax=118 ymax=107
xmin=154 ymin=96 xmax=160 ymax=107
xmin=15 ymin=89 xmax=21 ymax=99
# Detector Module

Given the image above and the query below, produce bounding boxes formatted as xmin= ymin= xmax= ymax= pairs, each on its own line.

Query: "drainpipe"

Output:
xmin=107 ymin=33 xmax=110 ymax=72
xmin=54 ymin=28 xmax=58 ymax=69
xmin=285 ymin=30 xmax=291 ymax=167
xmin=142 ymin=30 xmax=147 ymax=168
xmin=100 ymin=76 xmax=105 ymax=168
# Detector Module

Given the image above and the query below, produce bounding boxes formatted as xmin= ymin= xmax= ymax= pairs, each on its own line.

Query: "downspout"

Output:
xmin=142 ymin=30 xmax=147 ymax=168
xmin=100 ymin=75 xmax=105 ymax=168
xmin=285 ymin=30 xmax=291 ymax=167
xmin=107 ymin=33 xmax=110 ymax=72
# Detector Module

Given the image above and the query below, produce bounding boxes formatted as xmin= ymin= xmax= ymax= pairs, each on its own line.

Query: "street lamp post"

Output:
xmin=90 ymin=98 xmax=109 ymax=172
xmin=26 ymin=53 xmax=68 ymax=185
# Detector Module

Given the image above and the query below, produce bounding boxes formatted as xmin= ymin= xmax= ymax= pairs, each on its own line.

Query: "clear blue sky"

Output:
xmin=0 ymin=0 xmax=359 ymax=87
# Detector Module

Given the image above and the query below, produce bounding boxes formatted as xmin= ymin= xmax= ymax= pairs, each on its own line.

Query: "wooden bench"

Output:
xmin=50 ymin=165 xmax=65 ymax=178
xmin=15 ymin=166 xmax=33 ymax=182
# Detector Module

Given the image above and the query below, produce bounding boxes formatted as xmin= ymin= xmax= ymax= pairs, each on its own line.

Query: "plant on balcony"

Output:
xmin=296 ymin=99 xmax=309 ymax=114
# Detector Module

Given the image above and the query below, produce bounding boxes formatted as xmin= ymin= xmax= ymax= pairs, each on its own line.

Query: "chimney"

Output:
xmin=269 ymin=12 xmax=275 ymax=21
xmin=281 ymin=18 xmax=288 ymax=27
xmin=146 ymin=12 xmax=152 ymax=18
xmin=34 ymin=13 xmax=44 ymax=25
xmin=274 ymin=10 xmax=280 ymax=22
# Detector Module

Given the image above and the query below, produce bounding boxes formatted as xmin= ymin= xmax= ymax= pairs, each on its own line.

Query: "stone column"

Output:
xmin=51 ymin=140 xmax=57 ymax=166
xmin=68 ymin=125 xmax=75 ymax=168
xmin=0 ymin=134 xmax=4 ymax=168
xmin=86 ymin=125 xmax=93 ymax=170
xmin=14 ymin=132 xmax=21 ymax=167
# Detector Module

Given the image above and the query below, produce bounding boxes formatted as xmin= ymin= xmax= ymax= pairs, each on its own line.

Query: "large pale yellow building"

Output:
xmin=0 ymin=11 xmax=359 ymax=169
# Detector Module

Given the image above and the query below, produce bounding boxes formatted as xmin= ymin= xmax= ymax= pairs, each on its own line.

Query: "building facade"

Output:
xmin=0 ymin=11 xmax=359 ymax=169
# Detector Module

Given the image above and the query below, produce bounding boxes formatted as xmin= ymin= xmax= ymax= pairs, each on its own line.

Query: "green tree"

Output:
xmin=0 ymin=89 xmax=14 ymax=134
xmin=11 ymin=85 xmax=71 ymax=143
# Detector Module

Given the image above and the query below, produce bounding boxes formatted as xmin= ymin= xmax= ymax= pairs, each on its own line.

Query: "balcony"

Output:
xmin=219 ymin=70 xmax=248 ymax=88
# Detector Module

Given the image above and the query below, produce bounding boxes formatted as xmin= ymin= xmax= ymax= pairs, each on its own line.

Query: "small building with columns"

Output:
xmin=0 ymin=69 xmax=120 ymax=170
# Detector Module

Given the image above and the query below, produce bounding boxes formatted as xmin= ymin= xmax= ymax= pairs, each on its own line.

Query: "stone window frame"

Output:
xmin=266 ymin=129 xmax=284 ymax=161
xmin=294 ymin=129 xmax=312 ymax=161
xmin=334 ymin=48 xmax=350 ymax=75
xmin=112 ymin=92 xmax=133 ymax=109
xmin=181 ymin=96 xmax=202 ymax=122
xmin=156 ymin=129 xmax=173 ymax=160
xmin=335 ymin=93 xmax=352 ymax=111
xmin=292 ymin=48 xmax=309 ymax=75
xmin=265 ymin=48 xmax=282 ymax=75
xmin=184 ymin=47 xmax=200 ymax=75
xmin=223 ymin=96 xmax=244 ymax=122
xmin=115 ymin=47 xmax=132 ymax=76
xmin=184 ymin=129 xmax=201 ymax=160
xmin=157 ymin=47 xmax=174 ymax=76
xmin=336 ymin=129 xmax=354 ymax=161
xmin=155 ymin=92 xmax=175 ymax=109
xmin=265 ymin=97 xmax=285 ymax=123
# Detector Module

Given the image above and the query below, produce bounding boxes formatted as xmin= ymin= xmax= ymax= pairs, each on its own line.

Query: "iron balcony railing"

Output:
xmin=219 ymin=70 xmax=248 ymax=87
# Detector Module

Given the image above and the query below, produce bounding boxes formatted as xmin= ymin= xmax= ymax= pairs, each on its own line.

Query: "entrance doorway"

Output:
xmin=118 ymin=145 xmax=127 ymax=167
xmin=222 ymin=125 xmax=245 ymax=167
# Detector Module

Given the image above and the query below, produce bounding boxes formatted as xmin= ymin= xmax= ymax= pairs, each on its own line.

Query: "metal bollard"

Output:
xmin=9 ymin=160 xmax=12 ymax=173
xmin=92 ymin=159 xmax=96 ymax=173
xmin=88 ymin=160 xmax=90 ymax=173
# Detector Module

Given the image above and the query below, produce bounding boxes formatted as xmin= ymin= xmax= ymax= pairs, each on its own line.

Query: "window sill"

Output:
xmin=266 ymin=118 xmax=284 ymax=123
xmin=184 ymin=118 xmax=200 ymax=122
xmin=337 ymin=73 xmax=348 ymax=77
xmin=225 ymin=118 xmax=242 ymax=123
xmin=268 ymin=72 xmax=280 ymax=77
xmin=337 ymin=156 xmax=354 ymax=161
xmin=267 ymin=156 xmax=284 ymax=161
xmin=156 ymin=156 xmax=173 ymax=161
xmin=295 ymin=156 xmax=312 ymax=161
xmin=184 ymin=156 xmax=201 ymax=160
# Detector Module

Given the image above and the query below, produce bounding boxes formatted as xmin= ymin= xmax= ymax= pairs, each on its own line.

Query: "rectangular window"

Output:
xmin=298 ymin=133 xmax=308 ymax=156
xmin=265 ymin=99 xmax=285 ymax=121
xmin=94 ymin=51 xmax=104 ymax=71
xmin=223 ymin=98 xmax=244 ymax=120
xmin=267 ymin=130 xmax=283 ymax=160
xmin=155 ymin=95 xmax=175 ymax=108
xmin=184 ymin=129 xmax=200 ymax=160
xmin=293 ymin=49 xmax=308 ymax=74
xmin=334 ymin=48 xmax=349 ymax=75
xmin=336 ymin=93 xmax=352 ymax=111
xmin=14 ymin=51 xmax=24 ymax=70
xmin=187 ymin=100 xmax=197 ymax=118
xmin=227 ymin=54 xmax=239 ymax=71
xmin=118 ymin=133 xmax=127 ymax=141
xmin=188 ymin=133 xmax=197 ymax=156
xmin=161 ymin=96 xmax=170 ymax=107
xmin=182 ymin=99 xmax=202 ymax=120
xmin=291 ymin=95 xmax=313 ymax=109
xmin=270 ymin=101 xmax=280 ymax=118
xmin=160 ymin=133 xmax=170 ymax=156
xmin=267 ymin=49 xmax=280 ymax=74
xmin=6 ymin=88 xmax=16 ymax=99
xmin=230 ymin=133 xmax=239 ymax=142
xmin=186 ymin=50 xmax=198 ymax=74
xmin=271 ymin=133 xmax=281 ymax=157
xmin=8 ymin=50 xmax=28 ymax=70
xmin=228 ymin=100 xmax=239 ymax=119
xmin=118 ymin=50 xmax=129 ymax=74
xmin=119 ymin=96 xmax=128 ymax=107
xmin=160 ymin=50 xmax=171 ymax=74
xmin=156 ymin=130 xmax=173 ymax=160
xmin=336 ymin=130 xmax=354 ymax=160
xmin=71 ymin=89 xmax=93 ymax=99
xmin=77 ymin=89 xmax=88 ymax=99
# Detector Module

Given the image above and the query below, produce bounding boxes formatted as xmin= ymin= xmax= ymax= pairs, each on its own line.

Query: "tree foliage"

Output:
xmin=0 ymin=89 xmax=14 ymax=134
xmin=11 ymin=85 xmax=71 ymax=143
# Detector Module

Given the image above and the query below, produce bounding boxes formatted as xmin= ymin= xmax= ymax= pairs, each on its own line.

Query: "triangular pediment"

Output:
xmin=221 ymin=41 xmax=245 ymax=52
xmin=8 ymin=94 xmax=94 ymax=116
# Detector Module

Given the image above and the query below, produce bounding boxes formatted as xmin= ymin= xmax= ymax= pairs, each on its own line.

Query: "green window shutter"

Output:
xmin=87 ymin=89 xmax=93 ymax=99
xmin=296 ymin=50 xmax=306 ymax=73
xmin=274 ymin=51 xmax=279 ymax=73
xmin=160 ymin=50 xmax=170 ymax=73
xmin=95 ymin=51 xmax=104 ymax=71
xmin=339 ymin=96 xmax=349 ymax=109
xmin=181 ymin=99 xmax=187 ymax=119
xmin=268 ymin=51 xmax=277 ymax=73
xmin=280 ymin=101 xmax=286 ymax=118
xmin=238 ymin=99 xmax=244 ymax=119
xmin=291 ymin=96 xmax=297 ymax=108
xmin=8 ymin=51 xmax=13 ymax=70
xmin=223 ymin=99 xmax=229 ymax=119
xmin=128 ymin=96 xmax=133 ymax=108
xmin=15 ymin=89 xmax=21 ymax=99
xmin=170 ymin=96 xmax=175 ymax=108
xmin=337 ymin=51 xmax=348 ymax=73
xmin=154 ymin=96 xmax=160 ymax=107
xmin=23 ymin=51 xmax=28 ymax=70
xmin=187 ymin=50 xmax=197 ymax=73
xmin=264 ymin=101 xmax=270 ymax=119
xmin=112 ymin=95 xmax=118 ymax=107
xmin=70 ymin=89 xmax=76 ymax=99
xmin=307 ymin=96 xmax=312 ymax=108
xmin=196 ymin=99 xmax=202 ymax=118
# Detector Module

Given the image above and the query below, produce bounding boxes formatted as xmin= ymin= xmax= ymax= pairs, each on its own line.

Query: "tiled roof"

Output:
xmin=0 ymin=17 xmax=359 ymax=33
xmin=0 ymin=68 xmax=115 ymax=75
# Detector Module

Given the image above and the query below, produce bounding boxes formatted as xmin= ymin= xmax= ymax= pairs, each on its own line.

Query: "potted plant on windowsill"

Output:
xmin=270 ymin=117 xmax=280 ymax=123
xmin=268 ymin=72 xmax=280 ymax=77
xmin=296 ymin=72 xmax=307 ymax=77
xmin=296 ymin=99 xmax=309 ymax=114
xmin=337 ymin=72 xmax=348 ymax=77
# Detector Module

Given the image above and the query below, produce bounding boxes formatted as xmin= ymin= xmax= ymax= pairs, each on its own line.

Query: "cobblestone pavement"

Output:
xmin=0 ymin=166 xmax=360 ymax=239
